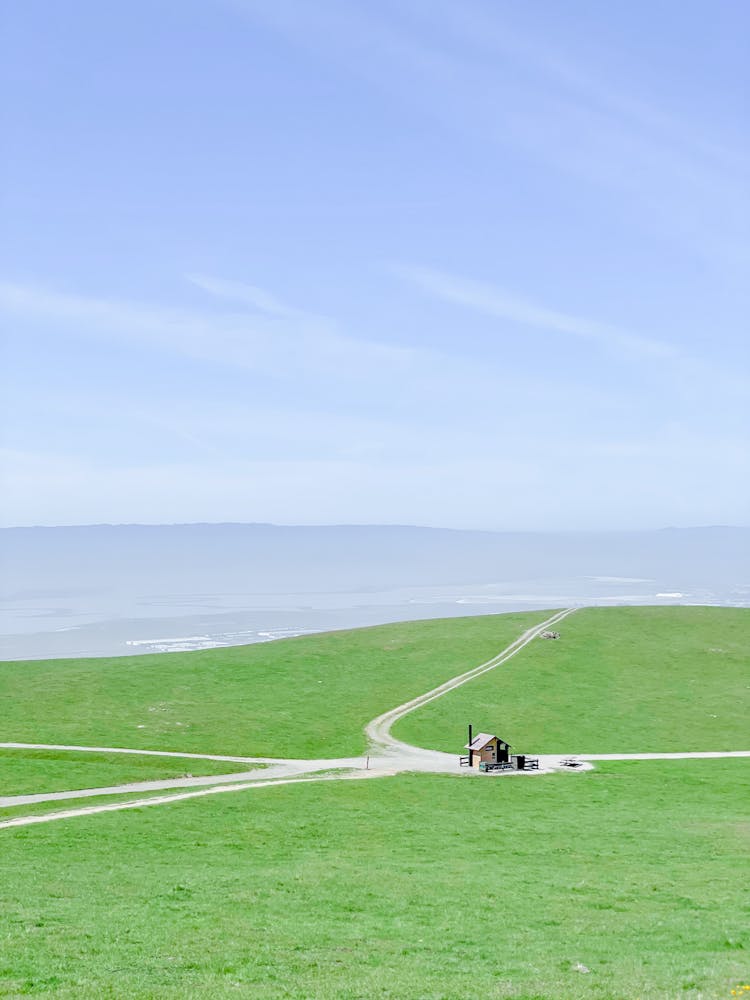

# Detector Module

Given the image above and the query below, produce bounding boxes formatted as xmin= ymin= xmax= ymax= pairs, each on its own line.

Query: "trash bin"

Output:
xmin=515 ymin=754 xmax=526 ymax=770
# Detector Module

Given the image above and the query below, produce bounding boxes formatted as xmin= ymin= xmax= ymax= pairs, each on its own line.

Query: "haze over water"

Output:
xmin=2 ymin=524 xmax=747 ymax=660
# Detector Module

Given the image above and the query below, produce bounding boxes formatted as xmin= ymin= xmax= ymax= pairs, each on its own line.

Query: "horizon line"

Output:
xmin=1 ymin=521 xmax=747 ymax=534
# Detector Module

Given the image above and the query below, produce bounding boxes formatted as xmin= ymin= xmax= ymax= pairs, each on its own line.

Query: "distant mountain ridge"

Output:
xmin=2 ymin=523 xmax=748 ymax=599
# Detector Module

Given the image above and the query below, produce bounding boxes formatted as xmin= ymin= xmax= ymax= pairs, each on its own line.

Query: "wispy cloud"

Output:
xmin=424 ymin=0 xmax=748 ymax=172
xmin=230 ymin=0 xmax=748 ymax=269
xmin=0 ymin=278 xmax=413 ymax=380
xmin=398 ymin=265 xmax=679 ymax=361
xmin=5 ymin=272 xmax=607 ymax=425
xmin=186 ymin=273 xmax=316 ymax=322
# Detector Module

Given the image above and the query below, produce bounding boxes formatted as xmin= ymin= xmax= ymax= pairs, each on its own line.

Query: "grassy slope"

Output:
xmin=394 ymin=606 xmax=750 ymax=754
xmin=0 ymin=761 xmax=748 ymax=1000
xmin=0 ymin=749 xmax=252 ymax=798
xmin=0 ymin=611 xmax=552 ymax=758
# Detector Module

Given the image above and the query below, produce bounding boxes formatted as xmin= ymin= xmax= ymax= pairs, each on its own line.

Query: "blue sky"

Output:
xmin=1 ymin=0 xmax=748 ymax=529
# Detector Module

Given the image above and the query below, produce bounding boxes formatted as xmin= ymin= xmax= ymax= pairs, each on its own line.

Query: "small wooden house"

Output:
xmin=464 ymin=730 xmax=511 ymax=768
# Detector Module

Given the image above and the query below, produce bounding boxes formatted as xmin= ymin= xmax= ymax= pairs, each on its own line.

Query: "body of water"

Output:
xmin=2 ymin=524 xmax=747 ymax=659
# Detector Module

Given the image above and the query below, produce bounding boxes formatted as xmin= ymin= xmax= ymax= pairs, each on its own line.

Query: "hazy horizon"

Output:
xmin=4 ymin=519 xmax=749 ymax=532
xmin=2 ymin=523 xmax=747 ymax=660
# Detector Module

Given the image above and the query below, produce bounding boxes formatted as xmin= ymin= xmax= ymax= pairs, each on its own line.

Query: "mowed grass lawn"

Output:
xmin=0 ymin=749 xmax=250 ymax=798
xmin=395 ymin=606 xmax=750 ymax=755
xmin=0 ymin=611 xmax=553 ymax=758
xmin=0 ymin=761 xmax=748 ymax=1000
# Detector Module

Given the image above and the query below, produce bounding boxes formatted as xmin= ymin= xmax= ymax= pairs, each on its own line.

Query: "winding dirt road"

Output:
xmin=365 ymin=607 xmax=575 ymax=755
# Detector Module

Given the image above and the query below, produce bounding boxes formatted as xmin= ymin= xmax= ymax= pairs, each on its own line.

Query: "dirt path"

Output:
xmin=0 ymin=742 xmax=285 ymax=764
xmin=0 ymin=764 xmax=295 ymax=809
xmin=583 ymin=751 xmax=750 ymax=761
xmin=365 ymin=607 xmax=576 ymax=756
xmin=0 ymin=770 xmax=388 ymax=831
xmin=0 ymin=745 xmax=460 ymax=813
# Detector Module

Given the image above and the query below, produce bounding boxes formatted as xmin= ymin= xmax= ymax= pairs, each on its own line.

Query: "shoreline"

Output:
xmin=2 ymin=599 xmax=747 ymax=663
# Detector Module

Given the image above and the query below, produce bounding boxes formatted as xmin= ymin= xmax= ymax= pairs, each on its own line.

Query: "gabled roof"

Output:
xmin=465 ymin=732 xmax=511 ymax=751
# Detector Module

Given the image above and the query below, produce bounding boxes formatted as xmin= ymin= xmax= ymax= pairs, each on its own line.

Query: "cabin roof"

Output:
xmin=465 ymin=732 xmax=511 ymax=751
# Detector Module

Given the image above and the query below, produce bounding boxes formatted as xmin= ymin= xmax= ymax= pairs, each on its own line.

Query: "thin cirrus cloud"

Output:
xmin=232 ymin=0 xmax=747 ymax=269
xmin=0 ymin=273 xmax=632 ymax=463
xmin=0 ymin=278 xmax=413 ymax=381
xmin=397 ymin=265 xmax=680 ymax=361
xmin=186 ymin=272 xmax=315 ymax=323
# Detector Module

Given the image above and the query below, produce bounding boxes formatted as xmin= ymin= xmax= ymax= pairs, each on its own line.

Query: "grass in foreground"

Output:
xmin=394 ymin=606 xmax=750 ymax=755
xmin=0 ymin=748 xmax=253 ymax=797
xmin=0 ymin=759 xmax=747 ymax=999
xmin=0 ymin=611 xmax=552 ymax=757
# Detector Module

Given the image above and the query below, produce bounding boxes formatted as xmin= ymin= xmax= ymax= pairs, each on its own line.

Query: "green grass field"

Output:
xmin=0 ymin=611 xmax=552 ymax=758
xmin=1 ymin=761 xmax=748 ymax=999
xmin=395 ymin=606 xmax=750 ymax=754
xmin=1 ymin=606 xmax=748 ymax=999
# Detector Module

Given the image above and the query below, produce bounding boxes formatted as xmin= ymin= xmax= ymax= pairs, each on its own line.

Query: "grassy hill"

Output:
xmin=0 ymin=611 xmax=552 ymax=758
xmin=3 ymin=607 xmax=745 ymax=763
xmin=395 ymin=605 xmax=750 ymax=754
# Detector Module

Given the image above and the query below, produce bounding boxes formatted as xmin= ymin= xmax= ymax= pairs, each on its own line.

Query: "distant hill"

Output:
xmin=2 ymin=522 xmax=748 ymax=599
